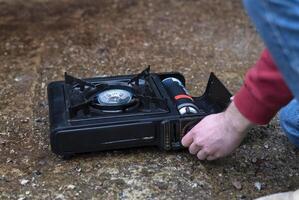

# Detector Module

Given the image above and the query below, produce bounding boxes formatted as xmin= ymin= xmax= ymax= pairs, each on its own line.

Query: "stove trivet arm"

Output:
xmin=65 ymin=72 xmax=96 ymax=91
xmin=69 ymin=100 xmax=93 ymax=117
xmin=83 ymin=84 xmax=110 ymax=98
xmin=128 ymin=66 xmax=151 ymax=85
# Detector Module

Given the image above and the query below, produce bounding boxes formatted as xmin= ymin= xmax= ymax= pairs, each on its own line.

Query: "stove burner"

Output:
xmin=64 ymin=67 xmax=168 ymax=117
xmin=90 ymin=85 xmax=139 ymax=113
xmin=97 ymin=89 xmax=133 ymax=106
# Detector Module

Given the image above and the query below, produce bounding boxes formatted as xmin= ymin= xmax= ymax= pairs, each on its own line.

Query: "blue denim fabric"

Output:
xmin=243 ymin=0 xmax=299 ymax=147
xmin=243 ymin=0 xmax=299 ymax=99
xmin=279 ymin=100 xmax=299 ymax=148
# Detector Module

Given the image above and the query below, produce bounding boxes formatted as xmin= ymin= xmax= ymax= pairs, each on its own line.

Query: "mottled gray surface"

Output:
xmin=0 ymin=0 xmax=298 ymax=199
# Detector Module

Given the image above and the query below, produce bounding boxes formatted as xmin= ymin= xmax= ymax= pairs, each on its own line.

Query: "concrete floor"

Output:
xmin=0 ymin=0 xmax=298 ymax=199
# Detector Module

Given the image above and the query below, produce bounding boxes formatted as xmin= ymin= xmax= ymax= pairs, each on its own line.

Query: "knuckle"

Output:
xmin=202 ymin=149 xmax=210 ymax=155
xmin=204 ymin=148 xmax=213 ymax=155
xmin=193 ymin=139 xmax=203 ymax=147
xmin=189 ymin=148 xmax=197 ymax=155
xmin=197 ymin=154 xmax=203 ymax=160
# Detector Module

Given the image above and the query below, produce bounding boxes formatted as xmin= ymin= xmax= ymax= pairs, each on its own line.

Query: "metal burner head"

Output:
xmin=97 ymin=89 xmax=133 ymax=106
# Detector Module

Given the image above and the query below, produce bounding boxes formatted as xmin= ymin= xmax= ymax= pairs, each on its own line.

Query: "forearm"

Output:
xmin=224 ymin=101 xmax=253 ymax=133
xmin=234 ymin=49 xmax=293 ymax=125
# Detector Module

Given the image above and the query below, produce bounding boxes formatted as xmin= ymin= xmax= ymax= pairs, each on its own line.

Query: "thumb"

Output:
xmin=181 ymin=130 xmax=194 ymax=147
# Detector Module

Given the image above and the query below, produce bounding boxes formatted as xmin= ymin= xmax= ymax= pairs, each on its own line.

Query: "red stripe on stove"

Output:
xmin=174 ymin=94 xmax=193 ymax=101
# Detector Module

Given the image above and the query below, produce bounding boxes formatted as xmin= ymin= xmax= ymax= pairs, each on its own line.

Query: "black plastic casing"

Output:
xmin=47 ymin=72 xmax=231 ymax=158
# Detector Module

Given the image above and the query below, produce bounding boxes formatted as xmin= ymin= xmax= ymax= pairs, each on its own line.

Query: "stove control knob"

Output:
xmin=178 ymin=105 xmax=198 ymax=115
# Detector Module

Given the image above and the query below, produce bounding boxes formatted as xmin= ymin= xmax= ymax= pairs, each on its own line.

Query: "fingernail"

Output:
xmin=181 ymin=139 xmax=187 ymax=147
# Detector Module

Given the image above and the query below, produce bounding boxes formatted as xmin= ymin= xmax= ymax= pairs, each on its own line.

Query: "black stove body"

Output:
xmin=47 ymin=68 xmax=231 ymax=158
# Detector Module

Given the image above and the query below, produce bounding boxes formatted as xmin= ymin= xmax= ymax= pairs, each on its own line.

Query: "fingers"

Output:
xmin=181 ymin=122 xmax=219 ymax=161
xmin=188 ymin=142 xmax=202 ymax=155
xmin=185 ymin=138 xmax=217 ymax=161
xmin=181 ymin=130 xmax=194 ymax=147
xmin=197 ymin=150 xmax=208 ymax=160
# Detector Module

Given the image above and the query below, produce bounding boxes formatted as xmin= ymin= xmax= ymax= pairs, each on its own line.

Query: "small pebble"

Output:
xmin=0 ymin=138 xmax=6 ymax=145
xmin=232 ymin=180 xmax=242 ymax=190
xmin=75 ymin=167 xmax=82 ymax=172
xmin=254 ymin=182 xmax=262 ymax=191
xmin=20 ymin=179 xmax=29 ymax=185
xmin=33 ymin=170 xmax=42 ymax=176
xmin=67 ymin=184 xmax=76 ymax=190
xmin=21 ymin=118 xmax=29 ymax=123
xmin=55 ymin=194 xmax=65 ymax=200
xmin=14 ymin=76 xmax=22 ymax=82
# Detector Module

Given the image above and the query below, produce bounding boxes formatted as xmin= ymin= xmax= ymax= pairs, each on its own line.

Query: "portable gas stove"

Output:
xmin=47 ymin=67 xmax=231 ymax=158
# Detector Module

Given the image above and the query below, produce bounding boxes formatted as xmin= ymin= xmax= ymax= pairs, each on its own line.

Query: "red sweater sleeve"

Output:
xmin=234 ymin=49 xmax=293 ymax=125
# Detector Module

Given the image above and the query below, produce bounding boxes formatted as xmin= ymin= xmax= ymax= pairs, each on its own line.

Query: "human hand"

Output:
xmin=181 ymin=102 xmax=253 ymax=160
